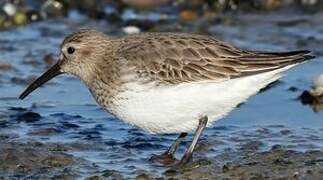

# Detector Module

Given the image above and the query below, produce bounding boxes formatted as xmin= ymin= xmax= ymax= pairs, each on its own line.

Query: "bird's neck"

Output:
xmin=88 ymin=77 xmax=119 ymax=110
xmin=83 ymin=60 xmax=125 ymax=111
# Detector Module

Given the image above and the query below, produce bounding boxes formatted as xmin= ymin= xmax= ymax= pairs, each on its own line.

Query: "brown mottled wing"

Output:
xmin=118 ymin=33 xmax=314 ymax=84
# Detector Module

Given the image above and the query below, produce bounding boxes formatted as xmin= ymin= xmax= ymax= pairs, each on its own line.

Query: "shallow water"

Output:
xmin=0 ymin=12 xmax=323 ymax=178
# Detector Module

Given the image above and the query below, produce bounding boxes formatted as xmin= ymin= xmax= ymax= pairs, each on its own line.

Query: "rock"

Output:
xmin=310 ymin=74 xmax=323 ymax=97
xmin=297 ymin=74 xmax=323 ymax=112
xmin=121 ymin=0 xmax=171 ymax=9
xmin=299 ymin=90 xmax=323 ymax=112
xmin=123 ymin=25 xmax=141 ymax=34
xmin=102 ymin=169 xmax=124 ymax=179
xmin=13 ymin=12 xmax=28 ymax=25
xmin=135 ymin=173 xmax=152 ymax=180
xmin=240 ymin=140 xmax=264 ymax=152
xmin=179 ymin=10 xmax=198 ymax=21
xmin=41 ymin=0 xmax=68 ymax=18
xmin=13 ymin=111 xmax=41 ymax=123
xmin=0 ymin=140 xmax=94 ymax=179
xmin=27 ymin=10 xmax=42 ymax=22
xmin=300 ymin=90 xmax=315 ymax=105
xmin=86 ymin=176 xmax=104 ymax=180
xmin=264 ymin=0 xmax=284 ymax=10
xmin=288 ymin=86 xmax=298 ymax=92
xmin=43 ymin=53 xmax=55 ymax=66
xmin=0 ymin=63 xmax=12 ymax=70
xmin=3 ymin=3 xmax=17 ymax=16
xmin=42 ymin=156 xmax=74 ymax=167
xmin=301 ymin=0 xmax=319 ymax=6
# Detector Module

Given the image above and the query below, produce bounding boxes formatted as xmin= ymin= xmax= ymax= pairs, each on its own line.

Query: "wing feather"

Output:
xmin=117 ymin=33 xmax=314 ymax=84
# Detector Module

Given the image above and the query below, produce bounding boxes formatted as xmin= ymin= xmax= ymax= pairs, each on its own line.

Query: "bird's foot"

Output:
xmin=164 ymin=156 xmax=194 ymax=175
xmin=149 ymin=152 xmax=177 ymax=166
xmin=174 ymin=153 xmax=192 ymax=167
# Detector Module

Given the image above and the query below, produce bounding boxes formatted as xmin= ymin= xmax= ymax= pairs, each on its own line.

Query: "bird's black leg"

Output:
xmin=163 ymin=132 xmax=188 ymax=157
xmin=150 ymin=132 xmax=187 ymax=164
xmin=178 ymin=116 xmax=208 ymax=166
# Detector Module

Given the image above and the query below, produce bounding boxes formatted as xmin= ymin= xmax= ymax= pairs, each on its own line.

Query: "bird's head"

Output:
xmin=19 ymin=29 xmax=111 ymax=99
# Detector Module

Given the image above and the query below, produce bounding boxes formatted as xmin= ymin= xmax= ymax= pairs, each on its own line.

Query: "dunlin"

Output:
xmin=19 ymin=29 xmax=315 ymax=165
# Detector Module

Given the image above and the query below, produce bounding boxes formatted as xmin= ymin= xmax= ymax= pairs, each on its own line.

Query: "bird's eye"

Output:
xmin=67 ymin=47 xmax=75 ymax=54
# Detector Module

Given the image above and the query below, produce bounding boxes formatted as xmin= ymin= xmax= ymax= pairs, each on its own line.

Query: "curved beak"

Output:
xmin=19 ymin=62 xmax=62 ymax=100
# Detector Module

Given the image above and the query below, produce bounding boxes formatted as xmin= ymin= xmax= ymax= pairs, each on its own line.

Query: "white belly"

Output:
xmin=110 ymin=66 xmax=295 ymax=134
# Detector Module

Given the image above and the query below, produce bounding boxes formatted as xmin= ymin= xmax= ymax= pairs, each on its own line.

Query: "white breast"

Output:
xmin=109 ymin=65 xmax=296 ymax=134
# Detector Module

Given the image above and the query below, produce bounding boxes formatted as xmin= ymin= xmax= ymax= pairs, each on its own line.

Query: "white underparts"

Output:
xmin=108 ymin=65 xmax=296 ymax=134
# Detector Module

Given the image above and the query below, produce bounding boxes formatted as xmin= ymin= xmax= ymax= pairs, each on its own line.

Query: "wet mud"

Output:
xmin=1 ymin=126 xmax=323 ymax=179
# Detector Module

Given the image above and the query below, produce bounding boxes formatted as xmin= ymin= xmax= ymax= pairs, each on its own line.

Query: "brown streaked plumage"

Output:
xmin=117 ymin=32 xmax=313 ymax=84
xmin=19 ymin=29 xmax=315 ymax=166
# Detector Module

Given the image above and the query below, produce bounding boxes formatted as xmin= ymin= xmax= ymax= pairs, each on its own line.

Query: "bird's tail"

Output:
xmin=248 ymin=50 xmax=315 ymax=66
xmin=236 ymin=50 xmax=315 ymax=77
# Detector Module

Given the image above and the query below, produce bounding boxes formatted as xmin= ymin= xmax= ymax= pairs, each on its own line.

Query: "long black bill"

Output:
xmin=19 ymin=63 xmax=62 ymax=100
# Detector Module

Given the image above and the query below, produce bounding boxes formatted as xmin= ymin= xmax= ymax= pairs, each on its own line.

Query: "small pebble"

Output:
xmin=301 ymin=0 xmax=318 ymax=6
xmin=43 ymin=53 xmax=55 ymax=66
xmin=42 ymin=156 xmax=73 ymax=167
xmin=3 ymin=3 xmax=17 ymax=16
xmin=264 ymin=0 xmax=283 ymax=10
xmin=121 ymin=0 xmax=171 ymax=9
xmin=0 ymin=63 xmax=13 ymax=70
xmin=288 ymin=86 xmax=298 ymax=92
xmin=27 ymin=11 xmax=42 ymax=22
xmin=222 ymin=164 xmax=230 ymax=172
xmin=293 ymin=171 xmax=299 ymax=178
xmin=179 ymin=10 xmax=198 ymax=21
xmin=41 ymin=0 xmax=67 ymax=18
xmin=102 ymin=169 xmax=123 ymax=179
xmin=14 ymin=111 xmax=41 ymax=123
xmin=86 ymin=175 xmax=104 ymax=180
xmin=123 ymin=26 xmax=141 ymax=34
xmin=310 ymin=74 xmax=323 ymax=97
xmin=13 ymin=12 xmax=27 ymax=25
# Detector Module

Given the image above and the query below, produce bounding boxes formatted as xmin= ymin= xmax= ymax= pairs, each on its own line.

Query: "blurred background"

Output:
xmin=1 ymin=0 xmax=323 ymax=32
xmin=0 ymin=0 xmax=323 ymax=179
